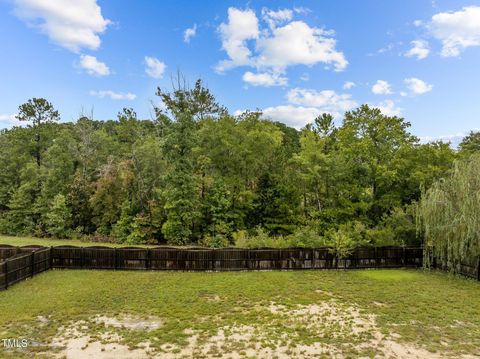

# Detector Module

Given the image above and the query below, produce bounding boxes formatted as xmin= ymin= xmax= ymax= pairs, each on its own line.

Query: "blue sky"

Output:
xmin=1 ymin=0 xmax=480 ymax=143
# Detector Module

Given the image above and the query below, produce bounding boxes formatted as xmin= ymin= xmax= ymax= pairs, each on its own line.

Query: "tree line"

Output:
xmin=0 ymin=79 xmax=478 ymax=252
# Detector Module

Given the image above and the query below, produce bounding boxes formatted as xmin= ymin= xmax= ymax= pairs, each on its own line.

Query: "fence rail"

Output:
xmin=0 ymin=245 xmax=426 ymax=290
xmin=47 ymin=245 xmax=424 ymax=271
xmin=432 ymin=256 xmax=480 ymax=281
xmin=0 ymin=247 xmax=51 ymax=290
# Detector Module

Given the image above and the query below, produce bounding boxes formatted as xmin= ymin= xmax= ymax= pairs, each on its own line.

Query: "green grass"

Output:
xmin=0 ymin=235 xmax=156 ymax=248
xmin=0 ymin=269 xmax=479 ymax=358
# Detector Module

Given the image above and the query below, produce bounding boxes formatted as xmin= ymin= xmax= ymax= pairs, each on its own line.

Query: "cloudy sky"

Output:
xmin=1 ymin=0 xmax=480 ymax=143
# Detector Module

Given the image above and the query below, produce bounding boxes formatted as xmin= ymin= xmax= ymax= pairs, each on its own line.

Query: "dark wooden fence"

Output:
xmin=48 ymin=246 xmax=424 ymax=271
xmin=432 ymin=256 xmax=480 ymax=281
xmin=0 ymin=245 xmax=425 ymax=290
xmin=0 ymin=246 xmax=51 ymax=290
xmin=2 ymin=245 xmax=478 ymax=291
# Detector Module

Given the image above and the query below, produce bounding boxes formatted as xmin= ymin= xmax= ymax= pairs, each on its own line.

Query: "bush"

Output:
xmin=44 ymin=194 xmax=72 ymax=238
xmin=380 ymin=205 xmax=417 ymax=246
xmin=198 ymin=235 xmax=230 ymax=248
xmin=286 ymin=226 xmax=325 ymax=247
xmin=234 ymin=226 xmax=325 ymax=248
xmin=324 ymin=226 xmax=356 ymax=258
xmin=234 ymin=227 xmax=288 ymax=248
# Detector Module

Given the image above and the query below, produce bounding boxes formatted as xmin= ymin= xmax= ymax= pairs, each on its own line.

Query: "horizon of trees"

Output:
xmin=0 ymin=79 xmax=478 ymax=250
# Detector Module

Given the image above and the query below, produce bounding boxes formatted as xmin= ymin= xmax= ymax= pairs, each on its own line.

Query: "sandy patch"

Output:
xmin=45 ymin=304 xmax=470 ymax=359
xmin=50 ymin=322 xmax=159 ymax=359
xmin=154 ymin=300 xmax=452 ymax=358
xmin=94 ymin=314 xmax=163 ymax=331
xmin=315 ymin=289 xmax=335 ymax=297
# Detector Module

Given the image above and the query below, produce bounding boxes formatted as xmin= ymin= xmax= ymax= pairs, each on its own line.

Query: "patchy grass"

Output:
xmin=0 ymin=235 xmax=156 ymax=248
xmin=0 ymin=269 xmax=478 ymax=358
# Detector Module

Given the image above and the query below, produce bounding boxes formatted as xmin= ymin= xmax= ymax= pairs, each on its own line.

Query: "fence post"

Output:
xmin=114 ymin=248 xmax=118 ymax=270
xmin=146 ymin=249 xmax=150 ymax=270
xmin=31 ymin=251 xmax=35 ymax=278
xmin=374 ymin=247 xmax=378 ymax=268
xmin=211 ymin=249 xmax=216 ymax=271
xmin=476 ymin=256 xmax=480 ymax=282
xmin=81 ymin=247 xmax=85 ymax=269
xmin=4 ymin=260 xmax=8 ymax=289
xmin=402 ymin=246 xmax=406 ymax=266
xmin=49 ymin=246 xmax=53 ymax=269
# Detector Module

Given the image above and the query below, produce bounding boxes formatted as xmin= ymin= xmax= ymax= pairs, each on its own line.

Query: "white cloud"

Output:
xmin=404 ymin=78 xmax=433 ymax=94
xmin=420 ymin=129 xmax=480 ymax=148
xmin=368 ymin=43 xmax=394 ymax=56
xmin=413 ymin=20 xmax=423 ymax=27
xmin=89 ymin=90 xmax=136 ymax=100
xmin=343 ymin=81 xmax=355 ymax=90
xmin=184 ymin=24 xmax=197 ymax=43
xmin=428 ymin=6 xmax=480 ymax=57
xmin=300 ymin=73 xmax=309 ymax=81
xmin=261 ymin=8 xmax=293 ymax=29
xmin=216 ymin=7 xmax=347 ymax=76
xmin=293 ymin=7 xmax=311 ymax=15
xmin=371 ymin=80 xmax=392 ymax=95
xmin=262 ymin=105 xmax=321 ymax=129
xmin=256 ymin=21 xmax=347 ymax=72
xmin=372 ymin=100 xmax=401 ymax=117
xmin=242 ymin=71 xmax=287 ymax=86
xmin=144 ymin=56 xmax=166 ymax=79
xmin=405 ymin=40 xmax=430 ymax=59
xmin=0 ymin=114 xmax=23 ymax=129
xmin=78 ymin=55 xmax=110 ymax=76
xmin=259 ymin=87 xmax=358 ymax=129
xmin=13 ymin=0 xmax=111 ymax=53
xmin=287 ymin=88 xmax=357 ymax=114
xmin=216 ymin=8 xmax=259 ymax=72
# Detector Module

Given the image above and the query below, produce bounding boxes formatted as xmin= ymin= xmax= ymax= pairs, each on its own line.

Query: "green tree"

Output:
xmin=458 ymin=131 xmax=480 ymax=156
xmin=1 ymin=163 xmax=40 ymax=235
xmin=45 ymin=194 xmax=71 ymax=238
xmin=16 ymin=98 xmax=60 ymax=166
xmin=418 ymin=154 xmax=480 ymax=270
xmin=155 ymin=78 xmax=226 ymax=244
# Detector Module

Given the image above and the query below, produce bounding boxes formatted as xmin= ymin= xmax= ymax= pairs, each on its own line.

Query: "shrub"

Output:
xmin=44 ymin=194 xmax=72 ymax=238
xmin=198 ymin=235 xmax=230 ymax=248
xmin=324 ymin=226 xmax=356 ymax=258
xmin=286 ymin=226 xmax=325 ymax=247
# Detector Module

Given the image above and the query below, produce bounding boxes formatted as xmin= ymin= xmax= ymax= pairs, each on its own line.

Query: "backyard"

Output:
xmin=0 ymin=268 xmax=479 ymax=358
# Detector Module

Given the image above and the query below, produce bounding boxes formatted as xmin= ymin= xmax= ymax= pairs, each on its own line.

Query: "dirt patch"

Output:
xmin=155 ymin=300 xmax=451 ymax=358
xmin=50 ymin=321 xmax=158 ymax=359
xmin=315 ymin=289 xmax=335 ymax=297
xmin=94 ymin=314 xmax=163 ymax=331
xmin=46 ymin=304 xmax=465 ymax=359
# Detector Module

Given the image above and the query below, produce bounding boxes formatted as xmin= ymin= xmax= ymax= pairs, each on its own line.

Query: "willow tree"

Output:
xmin=417 ymin=154 xmax=480 ymax=270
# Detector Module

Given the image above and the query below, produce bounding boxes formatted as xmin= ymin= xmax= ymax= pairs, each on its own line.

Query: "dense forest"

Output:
xmin=0 ymin=79 xmax=478 ymax=253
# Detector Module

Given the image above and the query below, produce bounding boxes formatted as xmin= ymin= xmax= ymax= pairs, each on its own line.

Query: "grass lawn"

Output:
xmin=0 ymin=235 xmax=156 ymax=248
xmin=0 ymin=269 xmax=479 ymax=358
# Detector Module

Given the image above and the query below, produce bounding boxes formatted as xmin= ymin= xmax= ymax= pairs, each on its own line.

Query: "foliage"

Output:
xmin=0 ymin=83 xmax=459 ymax=246
xmin=44 ymin=194 xmax=71 ymax=238
xmin=198 ymin=234 xmax=230 ymax=248
xmin=458 ymin=130 xmax=480 ymax=156
xmin=417 ymin=154 xmax=480 ymax=270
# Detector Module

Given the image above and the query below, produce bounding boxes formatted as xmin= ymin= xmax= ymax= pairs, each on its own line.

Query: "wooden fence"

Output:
xmin=0 ymin=245 xmax=425 ymax=290
xmin=48 ymin=246 xmax=424 ymax=271
xmin=432 ymin=256 xmax=480 ymax=281
xmin=0 ymin=246 xmax=51 ymax=290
